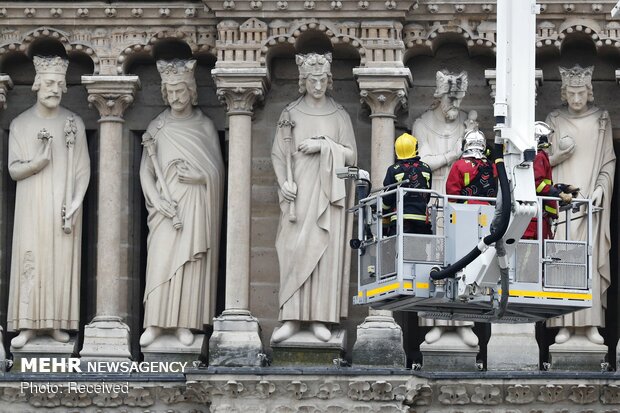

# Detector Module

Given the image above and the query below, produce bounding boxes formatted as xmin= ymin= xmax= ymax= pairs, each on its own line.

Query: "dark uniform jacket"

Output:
xmin=382 ymin=157 xmax=432 ymax=223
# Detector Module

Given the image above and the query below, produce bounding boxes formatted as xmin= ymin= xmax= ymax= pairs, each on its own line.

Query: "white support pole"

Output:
xmin=495 ymin=0 xmax=537 ymax=153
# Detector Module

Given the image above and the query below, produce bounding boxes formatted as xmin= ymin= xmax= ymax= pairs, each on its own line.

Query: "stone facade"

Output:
xmin=1 ymin=0 xmax=620 ymax=411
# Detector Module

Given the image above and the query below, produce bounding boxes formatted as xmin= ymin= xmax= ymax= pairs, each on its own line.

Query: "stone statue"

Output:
xmin=545 ymin=65 xmax=615 ymax=345
xmin=270 ymin=53 xmax=357 ymax=343
xmin=7 ymin=56 xmax=91 ymax=348
xmin=411 ymin=70 xmax=478 ymax=348
xmin=139 ymin=59 xmax=225 ymax=347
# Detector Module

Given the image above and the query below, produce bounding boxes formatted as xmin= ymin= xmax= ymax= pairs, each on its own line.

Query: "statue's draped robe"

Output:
xmin=271 ymin=97 xmax=357 ymax=323
xmin=141 ymin=109 xmax=224 ymax=329
xmin=546 ymin=107 xmax=615 ymax=328
xmin=7 ymin=107 xmax=90 ymax=331
xmin=412 ymin=108 xmax=469 ymax=329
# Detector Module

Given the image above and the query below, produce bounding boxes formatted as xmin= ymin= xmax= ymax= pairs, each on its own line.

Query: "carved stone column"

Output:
xmin=351 ymin=67 xmax=411 ymax=367
xmin=0 ymin=74 xmax=12 ymax=373
xmin=80 ymin=76 xmax=140 ymax=360
xmin=209 ymin=68 xmax=268 ymax=367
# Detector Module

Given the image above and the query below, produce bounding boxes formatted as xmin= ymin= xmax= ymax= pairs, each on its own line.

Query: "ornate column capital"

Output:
xmin=0 ymin=74 xmax=14 ymax=110
xmin=353 ymin=67 xmax=412 ymax=117
xmin=81 ymin=75 xmax=141 ymax=121
xmin=212 ymin=67 xmax=269 ymax=115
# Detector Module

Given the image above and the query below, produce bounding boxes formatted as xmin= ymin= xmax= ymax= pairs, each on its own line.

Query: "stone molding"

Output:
xmin=204 ymin=0 xmax=418 ymax=16
xmin=0 ymin=74 xmax=13 ymax=110
xmin=1 ymin=2 xmax=619 ymax=75
xmin=484 ymin=69 xmax=544 ymax=101
xmin=82 ymin=75 xmax=141 ymax=120
xmin=212 ymin=68 xmax=269 ymax=115
xmin=2 ymin=375 xmax=620 ymax=412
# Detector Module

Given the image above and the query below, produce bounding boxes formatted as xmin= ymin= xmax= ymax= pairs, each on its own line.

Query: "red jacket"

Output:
xmin=523 ymin=150 xmax=560 ymax=239
xmin=446 ymin=157 xmax=497 ymax=205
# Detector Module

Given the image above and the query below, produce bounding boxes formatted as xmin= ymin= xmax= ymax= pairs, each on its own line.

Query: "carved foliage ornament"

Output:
xmin=87 ymin=93 xmax=134 ymax=118
xmin=402 ymin=384 xmax=432 ymax=406
xmin=216 ymin=87 xmax=264 ymax=113
xmin=438 ymin=384 xmax=469 ymax=405
xmin=538 ymin=384 xmax=566 ymax=403
xmin=505 ymin=385 xmax=535 ymax=404
xmin=471 ymin=384 xmax=502 ymax=405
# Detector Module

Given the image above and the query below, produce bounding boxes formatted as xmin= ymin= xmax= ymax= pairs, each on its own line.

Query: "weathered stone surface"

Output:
xmin=271 ymin=329 xmax=346 ymax=367
xmin=352 ymin=316 xmax=406 ymax=368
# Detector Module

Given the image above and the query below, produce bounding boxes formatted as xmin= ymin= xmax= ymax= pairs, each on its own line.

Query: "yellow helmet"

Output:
xmin=395 ymin=133 xmax=418 ymax=159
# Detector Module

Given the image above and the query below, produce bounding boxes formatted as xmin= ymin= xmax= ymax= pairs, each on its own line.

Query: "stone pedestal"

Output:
xmin=549 ymin=337 xmax=607 ymax=371
xmin=352 ymin=315 xmax=405 ymax=367
xmin=11 ymin=336 xmax=76 ymax=372
xmin=80 ymin=316 xmax=131 ymax=361
xmin=487 ymin=323 xmax=539 ymax=371
xmin=271 ymin=329 xmax=346 ymax=367
xmin=420 ymin=331 xmax=478 ymax=371
xmin=209 ymin=310 xmax=263 ymax=367
xmin=142 ymin=334 xmax=204 ymax=364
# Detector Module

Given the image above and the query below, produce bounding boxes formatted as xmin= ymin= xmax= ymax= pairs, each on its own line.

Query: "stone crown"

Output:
xmin=296 ymin=53 xmax=332 ymax=77
xmin=157 ymin=59 xmax=197 ymax=84
xmin=33 ymin=56 xmax=68 ymax=75
xmin=559 ymin=65 xmax=594 ymax=87
xmin=434 ymin=70 xmax=468 ymax=97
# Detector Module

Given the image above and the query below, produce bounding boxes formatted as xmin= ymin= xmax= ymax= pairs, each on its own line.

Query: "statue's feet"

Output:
xmin=310 ymin=322 xmax=331 ymax=342
xmin=585 ymin=326 xmax=604 ymax=345
xmin=555 ymin=327 xmax=571 ymax=344
xmin=140 ymin=326 xmax=163 ymax=347
xmin=424 ymin=327 xmax=442 ymax=344
xmin=457 ymin=327 xmax=479 ymax=347
xmin=271 ymin=321 xmax=300 ymax=343
xmin=175 ymin=328 xmax=194 ymax=346
xmin=11 ymin=330 xmax=35 ymax=349
xmin=50 ymin=329 xmax=70 ymax=343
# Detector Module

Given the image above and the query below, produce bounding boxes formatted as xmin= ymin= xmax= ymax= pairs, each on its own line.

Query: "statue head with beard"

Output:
xmin=431 ymin=70 xmax=468 ymax=122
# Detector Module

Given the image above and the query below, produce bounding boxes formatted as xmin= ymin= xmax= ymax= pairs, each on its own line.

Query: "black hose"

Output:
xmin=430 ymin=143 xmax=511 ymax=280
xmin=494 ymin=237 xmax=509 ymax=319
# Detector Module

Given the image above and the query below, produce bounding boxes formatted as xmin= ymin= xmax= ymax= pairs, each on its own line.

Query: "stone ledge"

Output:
xmin=2 ymin=371 xmax=620 ymax=412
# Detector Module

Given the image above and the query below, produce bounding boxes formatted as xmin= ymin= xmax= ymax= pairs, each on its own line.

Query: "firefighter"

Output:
xmin=445 ymin=129 xmax=497 ymax=205
xmin=382 ymin=133 xmax=433 ymax=235
xmin=522 ymin=121 xmax=575 ymax=240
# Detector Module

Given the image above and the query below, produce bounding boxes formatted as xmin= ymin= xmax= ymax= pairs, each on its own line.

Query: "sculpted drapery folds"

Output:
xmin=139 ymin=59 xmax=225 ymax=347
xmin=271 ymin=53 xmax=357 ymax=343
xmin=7 ymin=56 xmax=91 ymax=348
xmin=545 ymin=65 xmax=615 ymax=345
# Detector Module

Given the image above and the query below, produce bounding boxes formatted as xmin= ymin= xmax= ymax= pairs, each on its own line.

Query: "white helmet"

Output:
xmin=462 ymin=130 xmax=486 ymax=159
xmin=534 ymin=121 xmax=553 ymax=148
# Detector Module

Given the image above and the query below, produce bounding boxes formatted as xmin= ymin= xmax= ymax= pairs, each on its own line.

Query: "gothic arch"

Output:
xmin=117 ymin=27 xmax=216 ymax=74
xmin=0 ymin=27 xmax=100 ymax=73
xmin=403 ymin=21 xmax=495 ymax=62
xmin=260 ymin=19 xmax=366 ymax=66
